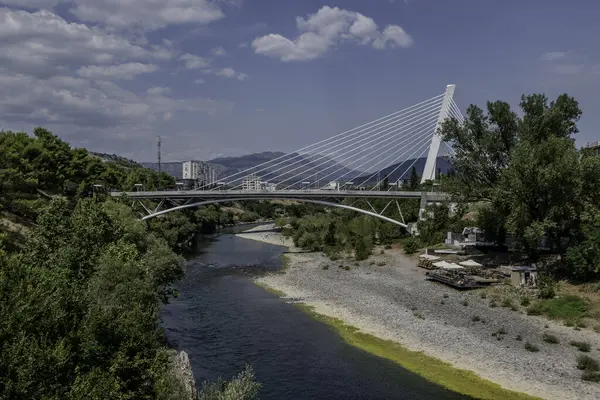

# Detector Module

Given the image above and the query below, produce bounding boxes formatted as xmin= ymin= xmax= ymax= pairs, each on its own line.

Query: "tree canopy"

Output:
xmin=439 ymin=92 xmax=600 ymax=278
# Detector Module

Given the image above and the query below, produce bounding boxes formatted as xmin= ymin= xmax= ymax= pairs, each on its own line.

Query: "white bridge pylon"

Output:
xmin=112 ymin=85 xmax=464 ymax=226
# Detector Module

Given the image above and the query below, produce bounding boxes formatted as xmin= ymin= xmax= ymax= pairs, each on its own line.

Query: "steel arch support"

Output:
xmin=140 ymin=197 xmax=408 ymax=228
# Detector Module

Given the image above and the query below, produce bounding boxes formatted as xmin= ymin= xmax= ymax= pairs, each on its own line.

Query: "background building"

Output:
xmin=182 ymin=160 xmax=217 ymax=188
xmin=242 ymin=174 xmax=261 ymax=191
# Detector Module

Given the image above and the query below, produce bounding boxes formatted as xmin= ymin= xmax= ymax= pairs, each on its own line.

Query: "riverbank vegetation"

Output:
xmin=0 ymin=128 xmax=261 ymax=399
xmin=296 ymin=304 xmax=539 ymax=400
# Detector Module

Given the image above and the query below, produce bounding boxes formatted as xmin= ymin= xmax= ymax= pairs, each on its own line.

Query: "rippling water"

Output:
xmin=161 ymin=228 xmax=469 ymax=400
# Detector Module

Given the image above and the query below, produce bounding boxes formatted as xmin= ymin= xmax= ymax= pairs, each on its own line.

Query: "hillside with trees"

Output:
xmin=0 ymin=128 xmax=261 ymax=399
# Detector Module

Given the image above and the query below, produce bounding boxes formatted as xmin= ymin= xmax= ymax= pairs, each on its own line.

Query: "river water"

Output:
xmin=161 ymin=227 xmax=469 ymax=400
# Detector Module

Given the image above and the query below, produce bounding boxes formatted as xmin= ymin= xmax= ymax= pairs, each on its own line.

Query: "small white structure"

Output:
xmin=459 ymin=259 xmax=483 ymax=267
xmin=264 ymin=182 xmax=277 ymax=192
xmin=322 ymin=181 xmax=340 ymax=190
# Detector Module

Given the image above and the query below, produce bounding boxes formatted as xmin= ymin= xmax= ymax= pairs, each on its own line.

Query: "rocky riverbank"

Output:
xmin=239 ymin=224 xmax=600 ymax=400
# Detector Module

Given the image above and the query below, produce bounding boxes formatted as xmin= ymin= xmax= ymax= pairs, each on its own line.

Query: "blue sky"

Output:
xmin=1 ymin=0 xmax=599 ymax=162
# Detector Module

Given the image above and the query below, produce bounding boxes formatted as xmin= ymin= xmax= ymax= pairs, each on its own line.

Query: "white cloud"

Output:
xmin=211 ymin=46 xmax=227 ymax=56
xmin=180 ymin=53 xmax=211 ymax=69
xmin=0 ymin=8 xmax=166 ymax=78
xmin=0 ymin=0 xmax=62 ymax=7
xmin=180 ymin=52 xmax=248 ymax=80
xmin=539 ymin=51 xmax=567 ymax=61
xmin=77 ymin=62 xmax=158 ymax=80
xmin=207 ymin=67 xmax=248 ymax=80
xmin=252 ymin=6 xmax=413 ymax=62
xmin=194 ymin=78 xmax=206 ymax=84
xmin=538 ymin=51 xmax=600 ymax=82
xmin=0 ymin=6 xmax=233 ymax=141
xmin=68 ymin=0 xmax=225 ymax=32
xmin=147 ymin=86 xmax=172 ymax=96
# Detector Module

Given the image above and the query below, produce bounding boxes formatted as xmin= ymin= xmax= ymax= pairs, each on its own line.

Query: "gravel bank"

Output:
xmin=241 ymin=225 xmax=600 ymax=400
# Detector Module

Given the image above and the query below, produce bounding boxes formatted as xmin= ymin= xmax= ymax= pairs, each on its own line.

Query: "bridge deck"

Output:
xmin=109 ymin=189 xmax=450 ymax=202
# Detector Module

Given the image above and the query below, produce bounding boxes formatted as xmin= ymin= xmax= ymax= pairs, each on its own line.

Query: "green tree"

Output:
xmin=439 ymin=100 xmax=519 ymax=202
xmin=409 ymin=166 xmax=419 ymax=190
xmin=381 ymin=177 xmax=389 ymax=191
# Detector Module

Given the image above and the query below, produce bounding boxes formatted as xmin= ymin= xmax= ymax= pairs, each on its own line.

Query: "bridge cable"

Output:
xmin=292 ymin=115 xmax=439 ymax=190
xmin=222 ymin=98 xmax=443 ymax=190
xmin=272 ymin=107 xmax=442 ymax=189
xmin=196 ymin=93 xmax=445 ymax=190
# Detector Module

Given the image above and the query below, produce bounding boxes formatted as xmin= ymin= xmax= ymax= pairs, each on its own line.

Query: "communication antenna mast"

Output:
xmin=157 ymin=136 xmax=162 ymax=173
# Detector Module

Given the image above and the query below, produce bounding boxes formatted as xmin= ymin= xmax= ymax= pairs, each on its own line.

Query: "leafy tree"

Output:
xmin=324 ymin=221 xmax=337 ymax=246
xmin=409 ymin=166 xmax=419 ymax=190
xmin=354 ymin=237 xmax=370 ymax=261
xmin=439 ymin=100 xmax=518 ymax=202
xmin=381 ymin=177 xmax=389 ymax=191
xmin=501 ymin=134 xmax=582 ymax=255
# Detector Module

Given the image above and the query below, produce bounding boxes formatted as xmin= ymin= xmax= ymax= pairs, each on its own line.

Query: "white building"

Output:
xmin=242 ymin=174 xmax=261 ymax=191
xmin=182 ymin=160 xmax=217 ymax=187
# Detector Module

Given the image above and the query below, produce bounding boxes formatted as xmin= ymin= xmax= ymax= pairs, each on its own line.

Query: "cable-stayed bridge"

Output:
xmin=111 ymin=84 xmax=464 ymax=228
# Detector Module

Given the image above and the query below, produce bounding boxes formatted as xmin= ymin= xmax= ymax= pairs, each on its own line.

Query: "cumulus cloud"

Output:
xmin=211 ymin=46 xmax=227 ymax=56
xmin=539 ymin=52 xmax=567 ymax=61
xmin=0 ymin=6 xmax=233 ymax=137
xmin=0 ymin=8 xmax=166 ymax=78
xmin=252 ymin=6 xmax=413 ymax=62
xmin=180 ymin=52 xmax=248 ymax=80
xmin=180 ymin=53 xmax=211 ymax=69
xmin=77 ymin=63 xmax=158 ymax=80
xmin=68 ymin=0 xmax=226 ymax=32
xmin=204 ymin=67 xmax=248 ymax=80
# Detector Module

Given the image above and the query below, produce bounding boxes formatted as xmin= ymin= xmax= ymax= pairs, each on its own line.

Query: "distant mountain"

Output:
xmin=353 ymin=156 xmax=454 ymax=185
xmin=140 ymin=162 xmax=185 ymax=178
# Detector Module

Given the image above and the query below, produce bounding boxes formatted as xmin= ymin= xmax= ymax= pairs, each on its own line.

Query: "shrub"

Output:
xmin=582 ymin=371 xmax=600 ymax=382
xmin=570 ymin=341 xmax=591 ymax=352
xmin=489 ymin=300 xmax=497 ymax=308
xmin=403 ymin=237 xmax=420 ymax=255
xmin=524 ymin=342 xmax=539 ymax=352
xmin=354 ymin=238 xmax=371 ymax=261
xmin=501 ymin=298 xmax=514 ymax=308
xmin=577 ymin=355 xmax=600 ymax=371
xmin=542 ymin=333 xmax=559 ymax=344
xmin=520 ymin=297 xmax=531 ymax=307
xmin=538 ymin=275 xmax=556 ymax=299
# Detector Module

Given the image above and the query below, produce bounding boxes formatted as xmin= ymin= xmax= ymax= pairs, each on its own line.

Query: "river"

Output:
xmin=161 ymin=227 xmax=469 ymax=400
